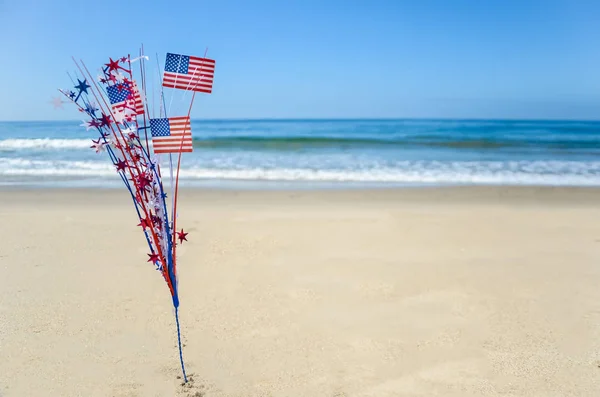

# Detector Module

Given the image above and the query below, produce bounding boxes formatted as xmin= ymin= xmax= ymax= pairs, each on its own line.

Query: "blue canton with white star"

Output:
xmin=165 ymin=53 xmax=190 ymax=74
xmin=107 ymin=83 xmax=132 ymax=104
xmin=150 ymin=118 xmax=171 ymax=137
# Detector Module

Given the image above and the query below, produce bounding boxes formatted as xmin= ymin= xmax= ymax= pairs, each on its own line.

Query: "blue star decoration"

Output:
xmin=74 ymin=79 xmax=91 ymax=102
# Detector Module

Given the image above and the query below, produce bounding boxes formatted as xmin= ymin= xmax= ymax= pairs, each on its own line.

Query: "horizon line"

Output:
xmin=1 ymin=116 xmax=600 ymax=123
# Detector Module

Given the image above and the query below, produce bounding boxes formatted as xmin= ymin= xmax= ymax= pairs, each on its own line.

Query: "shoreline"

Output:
xmin=2 ymin=184 xmax=600 ymax=206
xmin=1 ymin=177 xmax=600 ymax=191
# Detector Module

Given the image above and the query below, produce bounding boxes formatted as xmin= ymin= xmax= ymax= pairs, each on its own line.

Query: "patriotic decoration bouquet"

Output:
xmin=54 ymin=48 xmax=215 ymax=383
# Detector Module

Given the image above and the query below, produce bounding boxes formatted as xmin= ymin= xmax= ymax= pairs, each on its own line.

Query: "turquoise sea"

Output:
xmin=0 ymin=119 xmax=599 ymax=188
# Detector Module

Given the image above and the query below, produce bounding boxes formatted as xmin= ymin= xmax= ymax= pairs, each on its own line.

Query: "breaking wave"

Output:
xmin=1 ymin=158 xmax=599 ymax=186
xmin=0 ymin=138 xmax=92 ymax=150
xmin=2 ymin=134 xmax=600 ymax=152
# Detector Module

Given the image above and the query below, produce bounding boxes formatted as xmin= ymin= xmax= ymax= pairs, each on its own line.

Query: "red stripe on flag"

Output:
xmin=162 ymin=56 xmax=215 ymax=93
xmin=151 ymin=116 xmax=193 ymax=154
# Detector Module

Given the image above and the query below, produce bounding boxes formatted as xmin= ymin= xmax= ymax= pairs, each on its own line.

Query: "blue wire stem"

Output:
xmin=175 ymin=307 xmax=188 ymax=383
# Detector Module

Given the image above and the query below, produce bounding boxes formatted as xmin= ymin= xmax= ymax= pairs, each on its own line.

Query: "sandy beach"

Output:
xmin=1 ymin=186 xmax=600 ymax=396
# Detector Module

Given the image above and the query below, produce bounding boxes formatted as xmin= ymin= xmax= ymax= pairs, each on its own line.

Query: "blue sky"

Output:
xmin=0 ymin=0 xmax=599 ymax=120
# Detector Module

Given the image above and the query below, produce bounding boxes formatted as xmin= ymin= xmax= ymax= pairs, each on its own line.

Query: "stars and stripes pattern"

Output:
xmin=149 ymin=116 xmax=193 ymax=154
xmin=106 ymin=81 xmax=145 ymax=116
xmin=162 ymin=53 xmax=215 ymax=93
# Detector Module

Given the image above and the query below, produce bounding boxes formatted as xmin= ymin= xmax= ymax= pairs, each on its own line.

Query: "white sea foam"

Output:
xmin=0 ymin=158 xmax=599 ymax=186
xmin=0 ymin=138 xmax=92 ymax=150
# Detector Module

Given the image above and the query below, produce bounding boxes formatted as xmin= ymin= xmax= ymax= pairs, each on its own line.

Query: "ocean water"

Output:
xmin=0 ymin=119 xmax=599 ymax=188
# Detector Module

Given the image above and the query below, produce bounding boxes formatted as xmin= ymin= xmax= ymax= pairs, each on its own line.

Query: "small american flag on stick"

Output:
xmin=106 ymin=81 xmax=144 ymax=115
xmin=162 ymin=53 xmax=215 ymax=93
xmin=149 ymin=116 xmax=193 ymax=154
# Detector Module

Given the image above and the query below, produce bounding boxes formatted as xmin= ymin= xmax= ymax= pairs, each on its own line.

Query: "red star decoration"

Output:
xmin=99 ymin=113 xmax=112 ymax=127
xmin=138 ymin=216 xmax=152 ymax=229
xmin=115 ymin=159 xmax=128 ymax=172
xmin=128 ymin=131 xmax=137 ymax=140
xmin=105 ymin=58 xmax=121 ymax=72
xmin=177 ymin=229 xmax=188 ymax=244
xmin=120 ymin=56 xmax=128 ymax=63
xmin=147 ymin=253 xmax=160 ymax=263
xmin=134 ymin=174 xmax=152 ymax=190
xmin=116 ymin=83 xmax=126 ymax=92
xmin=89 ymin=119 xmax=101 ymax=128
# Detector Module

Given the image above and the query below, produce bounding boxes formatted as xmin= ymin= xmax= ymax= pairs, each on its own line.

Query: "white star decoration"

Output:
xmin=107 ymin=134 xmax=121 ymax=148
xmin=112 ymin=110 xmax=126 ymax=124
xmin=111 ymin=71 xmax=125 ymax=83
xmin=91 ymin=140 xmax=106 ymax=153
xmin=88 ymin=101 xmax=99 ymax=113
xmin=49 ymin=97 xmax=65 ymax=109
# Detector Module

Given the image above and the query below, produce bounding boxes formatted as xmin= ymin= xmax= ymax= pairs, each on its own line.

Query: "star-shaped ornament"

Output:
xmin=90 ymin=138 xmax=106 ymax=153
xmin=112 ymin=71 xmax=126 ymax=83
xmin=135 ymin=174 xmax=152 ymax=190
xmin=80 ymin=120 xmax=95 ymax=131
xmin=106 ymin=134 xmax=119 ymax=148
xmin=115 ymin=159 xmax=128 ymax=172
xmin=138 ymin=216 xmax=152 ymax=229
xmin=49 ymin=97 xmax=65 ymax=109
xmin=84 ymin=103 xmax=98 ymax=117
xmin=177 ymin=229 xmax=188 ymax=244
xmin=112 ymin=110 xmax=127 ymax=125
xmin=99 ymin=113 xmax=112 ymax=127
xmin=74 ymin=79 xmax=90 ymax=101
xmin=105 ymin=58 xmax=121 ymax=72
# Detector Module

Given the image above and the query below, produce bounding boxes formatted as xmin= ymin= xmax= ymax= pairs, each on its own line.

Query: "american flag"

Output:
xmin=162 ymin=53 xmax=215 ymax=93
xmin=149 ymin=116 xmax=193 ymax=154
xmin=106 ymin=81 xmax=145 ymax=115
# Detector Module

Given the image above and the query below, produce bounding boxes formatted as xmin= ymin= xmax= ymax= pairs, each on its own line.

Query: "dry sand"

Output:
xmin=1 ymin=186 xmax=600 ymax=396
